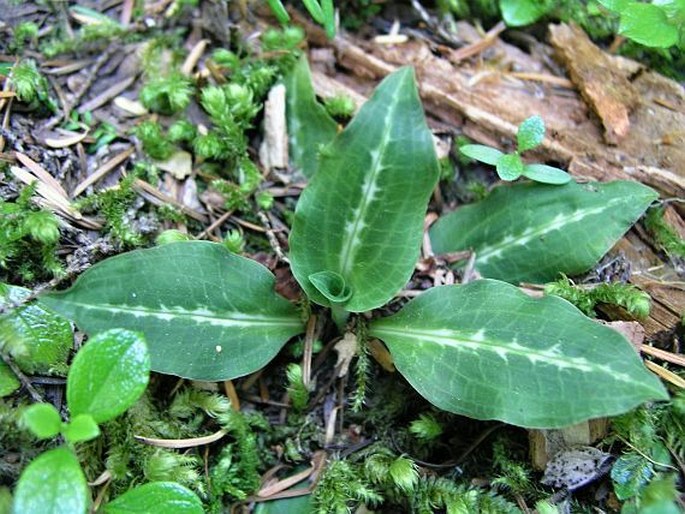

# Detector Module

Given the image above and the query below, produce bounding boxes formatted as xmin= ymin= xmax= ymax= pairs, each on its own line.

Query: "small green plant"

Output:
xmin=597 ymin=0 xmax=684 ymax=48
xmin=644 ymin=205 xmax=685 ymax=259
xmin=266 ymin=0 xmax=336 ymax=38
xmin=139 ymin=73 xmax=194 ymax=115
xmin=10 ymin=21 xmax=39 ymax=53
xmin=459 ymin=115 xmax=571 ymax=184
xmin=0 ymin=184 xmax=62 ymax=282
xmin=42 ymin=65 xmax=666 ymax=434
xmin=8 ymin=60 xmax=56 ymax=112
xmin=11 ymin=329 xmax=202 ymax=513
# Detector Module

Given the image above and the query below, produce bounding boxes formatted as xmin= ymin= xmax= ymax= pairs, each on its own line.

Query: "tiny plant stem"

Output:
xmin=330 ymin=304 xmax=349 ymax=331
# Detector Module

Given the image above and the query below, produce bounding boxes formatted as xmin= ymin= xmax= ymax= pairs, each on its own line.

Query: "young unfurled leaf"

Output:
xmin=289 ymin=67 xmax=440 ymax=312
xmin=459 ymin=144 xmax=504 ymax=166
xmin=430 ymin=181 xmax=658 ymax=283
xmin=495 ymin=154 xmax=524 ymax=181
xmin=284 ymin=55 xmax=338 ymax=178
xmin=22 ymin=403 xmax=61 ymax=439
xmin=104 ymin=482 xmax=203 ymax=514
xmin=66 ymin=329 xmax=149 ymax=424
xmin=370 ymin=280 xmax=668 ymax=428
xmin=522 ymin=163 xmax=571 ymax=185
xmin=63 ymin=414 xmax=100 ymax=444
xmin=517 ymin=115 xmax=545 ymax=152
xmin=42 ymin=242 xmax=304 ymax=381
xmin=13 ymin=447 xmax=89 ymax=514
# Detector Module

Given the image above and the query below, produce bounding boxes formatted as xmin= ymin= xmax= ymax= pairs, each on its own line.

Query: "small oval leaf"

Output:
xmin=63 ymin=414 xmax=100 ymax=444
xmin=67 ymin=329 xmax=150 ymax=424
xmin=104 ymin=482 xmax=203 ymax=514
xmin=517 ymin=115 xmax=545 ymax=153
xmin=22 ymin=403 xmax=62 ymax=439
xmin=309 ymin=271 xmax=352 ymax=303
xmin=430 ymin=181 xmax=658 ymax=283
xmin=289 ymin=67 xmax=440 ymax=312
xmin=370 ymin=280 xmax=668 ymax=428
xmin=42 ymin=242 xmax=304 ymax=381
xmin=523 ymin=163 xmax=572 ymax=185
xmin=459 ymin=144 xmax=504 ymax=165
xmin=495 ymin=153 xmax=524 ymax=181
xmin=13 ymin=447 xmax=89 ymax=514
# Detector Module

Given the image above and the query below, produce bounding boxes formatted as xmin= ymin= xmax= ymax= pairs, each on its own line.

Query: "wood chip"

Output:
xmin=72 ymin=147 xmax=135 ymax=197
xmin=259 ymin=84 xmax=288 ymax=171
xmin=77 ymin=75 xmax=136 ymax=114
xmin=549 ymin=23 xmax=638 ymax=145
xmin=181 ymin=38 xmax=209 ymax=75
xmin=113 ymin=95 xmax=149 ymax=116
xmin=154 ymin=150 xmax=193 ymax=180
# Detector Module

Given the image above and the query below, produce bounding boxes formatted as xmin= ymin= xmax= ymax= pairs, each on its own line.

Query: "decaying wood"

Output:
xmin=296 ymin=16 xmax=685 ymax=203
xmin=549 ymin=24 xmax=637 ymax=145
xmin=529 ymin=419 xmax=609 ymax=471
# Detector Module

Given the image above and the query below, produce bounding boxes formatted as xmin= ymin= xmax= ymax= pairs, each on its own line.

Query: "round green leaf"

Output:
xmin=67 ymin=329 xmax=150 ymax=424
xmin=42 ymin=243 xmax=303 ymax=381
xmin=516 ymin=115 xmax=545 ymax=153
xmin=63 ymin=414 xmax=100 ymax=444
xmin=0 ymin=284 xmax=72 ymax=375
xmin=619 ymin=3 xmax=679 ymax=47
xmin=500 ymin=0 xmax=547 ymax=26
xmin=104 ymin=482 xmax=203 ymax=514
xmin=522 ymin=163 xmax=572 ymax=185
xmin=459 ymin=144 xmax=504 ymax=165
xmin=370 ymin=280 xmax=668 ymax=428
xmin=495 ymin=153 xmax=524 ymax=181
xmin=22 ymin=403 xmax=61 ymax=440
xmin=13 ymin=447 xmax=89 ymax=514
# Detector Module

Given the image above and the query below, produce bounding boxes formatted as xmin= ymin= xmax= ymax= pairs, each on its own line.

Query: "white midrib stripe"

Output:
xmin=67 ymin=302 xmax=302 ymax=328
xmin=373 ymin=326 xmax=636 ymax=379
xmin=477 ymin=199 xmax=623 ymax=264
xmin=338 ymin=95 xmax=399 ymax=276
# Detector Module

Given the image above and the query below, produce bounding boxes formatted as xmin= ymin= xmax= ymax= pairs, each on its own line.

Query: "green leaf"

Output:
xmin=104 ymin=482 xmax=203 ymax=514
xmin=22 ymin=403 xmax=61 ymax=439
xmin=42 ymin=242 xmax=303 ymax=381
xmin=370 ymin=280 xmax=668 ymax=428
xmin=516 ymin=115 xmax=545 ymax=152
xmin=459 ymin=144 xmax=504 ymax=165
xmin=611 ymin=452 xmax=654 ymax=500
xmin=429 ymin=181 xmax=658 ymax=283
xmin=499 ymin=0 xmax=548 ymax=26
xmin=285 ymin=55 xmax=338 ymax=178
xmin=63 ymin=414 xmax=100 ymax=444
xmin=522 ymin=163 xmax=572 ymax=185
xmin=0 ymin=284 xmax=72 ymax=375
xmin=13 ymin=447 xmax=89 ymax=514
xmin=495 ymin=153 xmax=524 ymax=181
xmin=619 ymin=3 xmax=679 ymax=47
xmin=308 ymin=271 xmax=352 ymax=303
xmin=289 ymin=67 xmax=440 ymax=312
xmin=66 ymin=329 xmax=149 ymax=424
xmin=0 ymin=361 xmax=20 ymax=397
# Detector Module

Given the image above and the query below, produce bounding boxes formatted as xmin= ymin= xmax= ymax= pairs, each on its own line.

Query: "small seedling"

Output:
xmin=459 ymin=115 xmax=572 ymax=184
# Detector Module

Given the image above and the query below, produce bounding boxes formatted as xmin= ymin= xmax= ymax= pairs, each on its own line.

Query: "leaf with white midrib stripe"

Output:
xmin=289 ymin=67 xmax=439 ymax=312
xmin=429 ymin=181 xmax=658 ymax=284
xmin=42 ymin=242 xmax=304 ymax=381
xmin=370 ymin=280 xmax=667 ymax=429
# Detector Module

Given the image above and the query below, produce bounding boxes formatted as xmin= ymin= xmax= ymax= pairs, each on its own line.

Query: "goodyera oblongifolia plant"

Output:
xmin=43 ymin=59 xmax=667 ymax=430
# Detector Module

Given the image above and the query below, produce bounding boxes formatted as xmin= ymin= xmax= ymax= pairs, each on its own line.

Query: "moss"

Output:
xmin=644 ymin=206 xmax=685 ymax=259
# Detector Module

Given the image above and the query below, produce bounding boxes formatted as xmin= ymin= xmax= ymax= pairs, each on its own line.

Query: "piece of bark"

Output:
xmin=259 ymin=84 xmax=288 ymax=171
xmin=549 ymin=23 xmax=637 ymax=145
xmin=529 ymin=419 xmax=609 ymax=471
xmin=293 ymin=14 xmax=685 ymax=202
